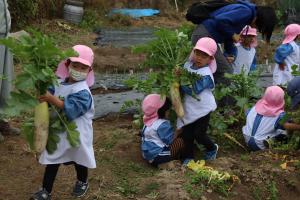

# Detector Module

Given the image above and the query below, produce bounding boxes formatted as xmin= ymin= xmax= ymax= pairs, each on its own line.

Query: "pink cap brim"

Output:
xmin=194 ymin=46 xmax=214 ymax=57
xmin=55 ymin=60 xmax=95 ymax=87
xmin=282 ymin=35 xmax=298 ymax=44
xmin=69 ymin=57 xmax=92 ymax=67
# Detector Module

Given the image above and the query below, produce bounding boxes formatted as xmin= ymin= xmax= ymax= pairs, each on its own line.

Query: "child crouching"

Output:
xmin=243 ymin=86 xmax=300 ymax=151
xmin=141 ymin=94 xmax=185 ymax=166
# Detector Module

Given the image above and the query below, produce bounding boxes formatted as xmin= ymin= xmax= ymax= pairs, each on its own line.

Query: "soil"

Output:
xmin=0 ymin=115 xmax=300 ymax=200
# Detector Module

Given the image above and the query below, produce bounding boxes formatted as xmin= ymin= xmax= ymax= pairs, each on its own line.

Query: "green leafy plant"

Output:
xmin=0 ymin=30 xmax=80 ymax=154
xmin=210 ymin=70 xmax=263 ymax=137
xmin=125 ymin=27 xmax=202 ymax=119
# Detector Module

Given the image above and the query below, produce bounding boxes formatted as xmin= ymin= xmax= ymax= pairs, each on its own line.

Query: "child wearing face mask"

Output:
xmin=30 ymin=45 xmax=96 ymax=200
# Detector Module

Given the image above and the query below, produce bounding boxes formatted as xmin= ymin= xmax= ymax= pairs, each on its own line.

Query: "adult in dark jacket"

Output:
xmin=191 ymin=0 xmax=277 ymax=84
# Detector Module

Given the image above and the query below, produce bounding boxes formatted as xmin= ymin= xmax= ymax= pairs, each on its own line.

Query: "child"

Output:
xmin=242 ymin=86 xmax=300 ymax=151
xmin=30 ymin=45 xmax=96 ymax=200
xmin=273 ymin=24 xmax=300 ymax=86
xmin=231 ymin=25 xmax=257 ymax=74
xmin=177 ymin=37 xmax=218 ymax=162
xmin=141 ymin=94 xmax=185 ymax=166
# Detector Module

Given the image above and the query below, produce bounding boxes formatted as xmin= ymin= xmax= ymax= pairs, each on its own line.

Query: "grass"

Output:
xmin=268 ymin=181 xmax=278 ymax=200
xmin=116 ymin=178 xmax=139 ymax=197
xmin=185 ymin=169 xmax=232 ymax=198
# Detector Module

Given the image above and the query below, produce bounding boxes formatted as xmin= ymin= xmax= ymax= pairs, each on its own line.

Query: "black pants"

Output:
xmin=42 ymin=163 xmax=88 ymax=193
xmin=180 ymin=114 xmax=216 ymax=159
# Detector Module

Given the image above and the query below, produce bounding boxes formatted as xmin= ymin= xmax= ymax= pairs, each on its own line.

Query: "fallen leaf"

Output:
xmin=280 ymin=162 xmax=287 ymax=170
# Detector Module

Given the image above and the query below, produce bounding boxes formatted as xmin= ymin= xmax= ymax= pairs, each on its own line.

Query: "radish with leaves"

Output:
xmin=0 ymin=31 xmax=80 ymax=154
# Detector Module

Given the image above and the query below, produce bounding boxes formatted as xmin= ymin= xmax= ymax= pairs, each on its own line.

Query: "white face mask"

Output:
xmin=69 ymin=67 xmax=88 ymax=81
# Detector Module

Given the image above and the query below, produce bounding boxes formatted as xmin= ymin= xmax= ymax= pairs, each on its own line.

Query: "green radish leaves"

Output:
xmin=0 ymin=30 xmax=80 ymax=154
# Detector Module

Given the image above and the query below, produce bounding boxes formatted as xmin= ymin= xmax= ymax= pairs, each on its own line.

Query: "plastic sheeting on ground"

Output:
xmin=109 ymin=8 xmax=160 ymax=18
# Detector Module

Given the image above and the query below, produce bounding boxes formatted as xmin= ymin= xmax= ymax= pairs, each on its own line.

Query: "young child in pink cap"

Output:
xmin=230 ymin=25 xmax=257 ymax=75
xmin=176 ymin=37 xmax=218 ymax=163
xmin=273 ymin=24 xmax=300 ymax=86
xmin=30 ymin=45 xmax=96 ymax=200
xmin=141 ymin=94 xmax=185 ymax=166
xmin=243 ymin=86 xmax=300 ymax=151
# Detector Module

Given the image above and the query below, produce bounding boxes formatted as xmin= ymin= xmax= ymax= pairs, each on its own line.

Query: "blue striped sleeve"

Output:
xmin=274 ymin=44 xmax=293 ymax=64
xmin=181 ymin=75 xmax=214 ymax=95
xmin=157 ymin=121 xmax=174 ymax=145
xmin=63 ymin=89 xmax=92 ymax=121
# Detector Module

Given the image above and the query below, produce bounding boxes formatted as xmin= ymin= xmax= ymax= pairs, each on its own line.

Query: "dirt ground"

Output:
xmin=0 ymin=114 xmax=300 ymax=200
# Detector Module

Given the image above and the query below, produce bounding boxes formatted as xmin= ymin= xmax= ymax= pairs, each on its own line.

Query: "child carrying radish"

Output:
xmin=273 ymin=24 xmax=300 ymax=86
xmin=229 ymin=25 xmax=257 ymax=74
xmin=176 ymin=37 xmax=218 ymax=163
xmin=141 ymin=94 xmax=185 ymax=166
xmin=242 ymin=86 xmax=300 ymax=151
xmin=30 ymin=45 xmax=96 ymax=200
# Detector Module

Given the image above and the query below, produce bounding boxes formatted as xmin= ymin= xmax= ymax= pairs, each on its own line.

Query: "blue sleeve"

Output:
xmin=181 ymin=75 xmax=214 ymax=95
xmin=48 ymin=86 xmax=55 ymax=95
xmin=157 ymin=121 xmax=174 ymax=145
xmin=274 ymin=44 xmax=293 ymax=64
xmin=214 ymin=6 xmax=254 ymax=40
xmin=224 ymin=42 xmax=237 ymax=57
xmin=274 ymin=112 xmax=286 ymax=130
xmin=63 ymin=89 xmax=92 ymax=121
xmin=250 ymin=55 xmax=256 ymax=71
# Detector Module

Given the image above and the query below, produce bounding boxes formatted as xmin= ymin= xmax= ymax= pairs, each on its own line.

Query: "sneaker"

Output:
xmin=30 ymin=188 xmax=51 ymax=200
xmin=204 ymin=144 xmax=218 ymax=160
xmin=72 ymin=181 xmax=89 ymax=197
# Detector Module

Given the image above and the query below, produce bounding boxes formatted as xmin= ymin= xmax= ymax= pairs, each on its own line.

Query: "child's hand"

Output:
xmin=39 ymin=91 xmax=54 ymax=103
xmin=279 ymin=63 xmax=285 ymax=70
xmin=38 ymin=92 xmax=64 ymax=109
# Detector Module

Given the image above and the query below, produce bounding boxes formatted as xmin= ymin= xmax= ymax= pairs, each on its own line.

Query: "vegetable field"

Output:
xmin=1 ymin=4 xmax=300 ymax=200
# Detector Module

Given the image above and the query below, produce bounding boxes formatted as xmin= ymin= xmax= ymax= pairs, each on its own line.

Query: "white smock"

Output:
xmin=39 ymin=80 xmax=96 ymax=168
xmin=177 ymin=66 xmax=217 ymax=129
xmin=273 ymin=41 xmax=300 ymax=86
xmin=232 ymin=44 xmax=256 ymax=74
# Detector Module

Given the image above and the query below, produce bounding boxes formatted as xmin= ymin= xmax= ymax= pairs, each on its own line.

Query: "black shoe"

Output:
xmin=30 ymin=188 xmax=51 ymax=200
xmin=72 ymin=181 xmax=89 ymax=197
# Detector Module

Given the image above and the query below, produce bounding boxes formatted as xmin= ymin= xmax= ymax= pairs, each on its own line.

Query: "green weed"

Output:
xmin=116 ymin=178 xmax=139 ymax=197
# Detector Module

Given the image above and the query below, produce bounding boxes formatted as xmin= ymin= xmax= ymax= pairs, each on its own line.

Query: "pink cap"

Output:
xmin=190 ymin=37 xmax=217 ymax=73
xmin=55 ymin=45 xmax=95 ymax=87
xmin=240 ymin=25 xmax=257 ymax=36
xmin=255 ymin=86 xmax=285 ymax=117
xmin=240 ymin=25 xmax=258 ymax=47
xmin=142 ymin=94 xmax=166 ymax=126
xmin=282 ymin=24 xmax=300 ymax=44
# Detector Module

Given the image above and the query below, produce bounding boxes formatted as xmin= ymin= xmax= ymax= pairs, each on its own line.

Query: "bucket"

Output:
xmin=63 ymin=1 xmax=84 ymax=24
